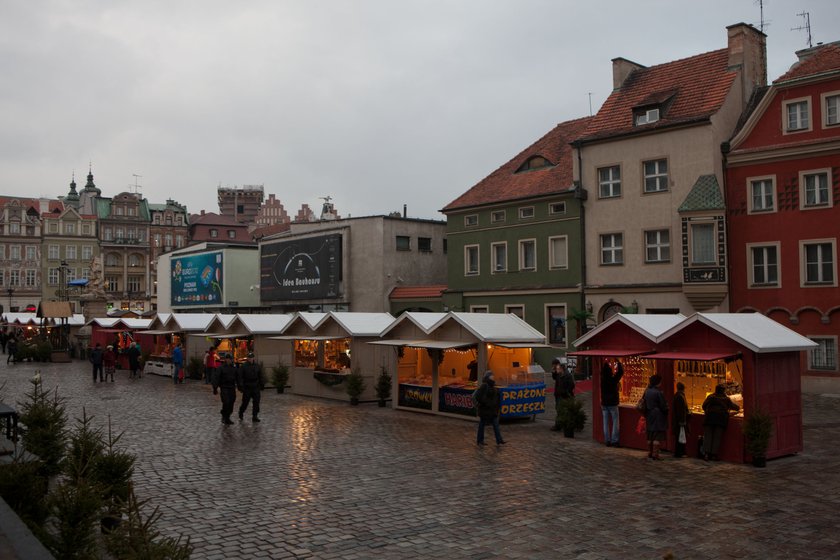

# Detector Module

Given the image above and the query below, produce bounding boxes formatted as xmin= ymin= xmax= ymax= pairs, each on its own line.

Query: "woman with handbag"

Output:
xmin=643 ymin=374 xmax=669 ymax=460
xmin=672 ymin=382 xmax=690 ymax=458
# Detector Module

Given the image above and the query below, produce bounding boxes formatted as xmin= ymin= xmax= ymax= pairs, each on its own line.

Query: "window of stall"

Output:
xmin=323 ymin=338 xmax=351 ymax=371
xmin=486 ymin=344 xmax=537 ymax=386
xmin=294 ymin=339 xmax=319 ymax=368
xmin=674 ymin=357 xmax=744 ymax=415
xmin=438 ymin=346 xmax=479 ymax=388
xmin=615 ymin=355 xmax=658 ymax=406
xmin=396 ymin=346 xmax=433 ymax=410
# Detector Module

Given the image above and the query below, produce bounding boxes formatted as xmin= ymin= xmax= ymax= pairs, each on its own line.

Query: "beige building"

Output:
xmin=41 ymin=205 xmax=99 ymax=312
xmin=575 ymin=24 xmax=767 ymax=320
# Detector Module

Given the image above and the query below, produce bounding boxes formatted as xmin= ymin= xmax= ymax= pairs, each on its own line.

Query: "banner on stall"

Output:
xmin=398 ymin=383 xmax=432 ymax=410
xmin=500 ymin=383 xmax=546 ymax=417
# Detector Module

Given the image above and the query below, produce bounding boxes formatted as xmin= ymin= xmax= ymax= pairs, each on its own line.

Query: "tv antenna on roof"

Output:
xmin=129 ymin=174 xmax=143 ymax=195
xmin=792 ymin=11 xmax=813 ymax=48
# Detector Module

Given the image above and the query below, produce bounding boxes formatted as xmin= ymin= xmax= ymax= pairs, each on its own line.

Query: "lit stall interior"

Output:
xmin=215 ymin=336 xmax=253 ymax=363
xmin=614 ymin=355 xmax=658 ymax=406
xmin=485 ymin=344 xmax=540 ymax=386
xmin=396 ymin=346 xmax=436 ymax=410
xmin=673 ymin=356 xmax=744 ymax=415
xmin=294 ymin=338 xmax=351 ymax=372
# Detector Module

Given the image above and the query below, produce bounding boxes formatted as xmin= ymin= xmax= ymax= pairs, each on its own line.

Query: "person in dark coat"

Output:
xmin=127 ymin=342 xmax=141 ymax=379
xmin=474 ymin=371 xmax=505 ymax=446
xmin=237 ymin=353 xmax=264 ymax=422
xmin=103 ymin=345 xmax=117 ymax=382
xmin=672 ymin=382 xmax=690 ymax=458
xmin=600 ymin=357 xmax=624 ymax=447
xmin=702 ymin=384 xmax=740 ymax=461
xmin=642 ymin=374 xmax=669 ymax=460
xmin=90 ymin=343 xmax=104 ymax=382
xmin=0 ymin=331 xmax=7 ymax=354
xmin=213 ymin=355 xmax=238 ymax=425
xmin=551 ymin=357 xmax=576 ymax=431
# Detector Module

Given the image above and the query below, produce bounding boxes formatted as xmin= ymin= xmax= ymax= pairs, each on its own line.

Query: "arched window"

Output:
xmin=516 ymin=155 xmax=553 ymax=173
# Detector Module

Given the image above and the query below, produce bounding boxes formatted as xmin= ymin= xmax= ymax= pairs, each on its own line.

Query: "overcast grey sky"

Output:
xmin=2 ymin=1 xmax=838 ymax=220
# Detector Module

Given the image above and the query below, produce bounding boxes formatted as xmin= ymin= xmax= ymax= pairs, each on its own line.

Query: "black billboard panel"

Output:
xmin=260 ymin=234 xmax=342 ymax=300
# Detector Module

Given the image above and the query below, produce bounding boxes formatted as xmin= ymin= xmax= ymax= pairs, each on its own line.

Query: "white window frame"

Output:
xmin=518 ymin=239 xmax=536 ymax=271
xmin=799 ymin=169 xmax=832 ymax=209
xmin=690 ymin=222 xmax=717 ymax=265
xmin=823 ymin=91 xmax=840 ymax=127
xmin=9 ymin=270 xmax=19 ymax=287
xmin=464 ymin=244 xmax=479 ymax=276
xmin=48 ymin=268 xmax=59 ymax=286
xmin=469 ymin=305 xmax=488 ymax=313
xmin=10 ymin=245 xmax=21 ymax=260
xmin=518 ymin=206 xmax=535 ymax=220
xmin=598 ymin=165 xmax=621 ymax=199
xmin=490 ymin=210 xmax=506 ymax=224
xmin=464 ymin=214 xmax=478 ymax=227
xmin=504 ymin=305 xmax=525 ymax=319
xmin=600 ymin=233 xmax=623 ymax=265
xmin=82 ymin=245 xmax=94 ymax=260
xmin=783 ymin=97 xmax=811 ymax=133
xmin=491 ymin=242 xmax=507 ymax=273
xmin=48 ymin=244 xmax=60 ymax=260
xmin=635 ymin=107 xmax=660 ymax=125
xmin=748 ymin=175 xmax=776 ymax=213
xmin=643 ymin=158 xmax=669 ymax=193
xmin=545 ymin=304 xmax=567 ymax=347
xmin=808 ymin=336 xmax=838 ymax=372
xmin=25 ymin=245 xmax=37 ymax=260
xmin=25 ymin=269 xmax=36 ymax=287
xmin=65 ymin=245 xmax=77 ymax=260
xmin=747 ymin=242 xmax=781 ymax=288
xmin=644 ymin=229 xmax=671 ymax=263
xmin=549 ymin=202 xmax=566 ymax=215
xmin=800 ymin=239 xmax=837 ymax=287
xmin=548 ymin=235 xmax=568 ymax=269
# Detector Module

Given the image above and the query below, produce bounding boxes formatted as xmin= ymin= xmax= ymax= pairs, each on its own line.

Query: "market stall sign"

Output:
xmin=439 ymin=386 xmax=477 ymax=417
xmin=398 ymin=383 xmax=432 ymax=410
xmin=500 ymin=383 xmax=546 ymax=417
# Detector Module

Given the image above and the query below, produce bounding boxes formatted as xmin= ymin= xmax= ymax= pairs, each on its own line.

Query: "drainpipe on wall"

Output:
xmin=573 ymin=140 xmax=588 ymax=320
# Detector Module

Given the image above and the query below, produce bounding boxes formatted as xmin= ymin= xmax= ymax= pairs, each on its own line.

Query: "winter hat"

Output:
xmin=483 ymin=370 xmax=494 ymax=381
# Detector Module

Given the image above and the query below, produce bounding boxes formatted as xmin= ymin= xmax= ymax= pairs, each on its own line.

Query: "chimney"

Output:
xmin=727 ymin=23 xmax=767 ymax=99
xmin=403 ymin=204 xmax=407 ymax=218
xmin=611 ymin=57 xmax=645 ymax=90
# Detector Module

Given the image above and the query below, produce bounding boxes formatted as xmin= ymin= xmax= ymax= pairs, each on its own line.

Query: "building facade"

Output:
xmin=41 ymin=205 xmax=99 ymax=312
xmin=218 ymin=185 xmax=264 ymax=225
xmin=575 ymin=23 xmax=767 ymax=321
xmin=149 ymin=199 xmax=189 ymax=309
xmin=726 ymin=41 xmax=840 ymax=374
xmin=188 ymin=211 xmax=253 ymax=245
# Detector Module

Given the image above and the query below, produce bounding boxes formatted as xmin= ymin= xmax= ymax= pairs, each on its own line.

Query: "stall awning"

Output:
xmin=369 ymin=339 xmax=473 ymax=350
xmin=267 ymin=335 xmax=344 ymax=341
xmin=645 ymin=351 xmax=739 ymax=361
xmin=493 ymin=342 xmax=553 ymax=348
xmin=567 ymin=349 xmax=654 ymax=357
xmin=138 ymin=330 xmax=178 ymax=335
xmin=203 ymin=333 xmax=252 ymax=339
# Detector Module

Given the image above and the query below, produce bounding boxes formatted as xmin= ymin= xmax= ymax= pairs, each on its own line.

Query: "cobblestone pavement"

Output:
xmin=2 ymin=359 xmax=839 ymax=560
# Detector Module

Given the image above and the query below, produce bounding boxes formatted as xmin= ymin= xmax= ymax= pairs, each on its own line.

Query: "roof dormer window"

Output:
xmin=635 ymin=107 xmax=660 ymax=126
xmin=516 ymin=155 xmax=553 ymax=173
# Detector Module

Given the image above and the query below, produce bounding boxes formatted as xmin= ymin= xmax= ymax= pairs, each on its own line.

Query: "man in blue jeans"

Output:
xmin=172 ymin=342 xmax=184 ymax=384
xmin=600 ymin=357 xmax=624 ymax=447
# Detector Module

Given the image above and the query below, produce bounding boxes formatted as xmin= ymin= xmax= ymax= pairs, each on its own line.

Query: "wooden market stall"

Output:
xmin=276 ymin=312 xmax=395 ymax=401
xmin=373 ymin=312 xmax=548 ymax=420
xmin=573 ymin=313 xmax=817 ymax=462
xmin=139 ymin=313 xmax=215 ymax=377
xmin=87 ymin=317 xmax=153 ymax=368
xmin=223 ymin=314 xmax=294 ymax=370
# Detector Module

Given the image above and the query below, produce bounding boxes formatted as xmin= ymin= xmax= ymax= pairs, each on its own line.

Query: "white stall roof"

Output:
xmin=446 ymin=312 xmax=546 ymax=342
xmin=214 ymin=314 xmax=238 ymax=330
xmin=87 ymin=318 xmax=121 ymax=328
xmin=2 ymin=312 xmax=39 ymax=325
xmin=369 ymin=339 xmax=474 ymax=349
xmin=663 ymin=313 xmax=819 ymax=354
xmin=294 ymin=312 xmax=329 ymax=330
xmin=120 ymin=318 xmax=153 ymax=330
xmin=326 ymin=312 xmax=396 ymax=337
xmin=167 ymin=313 xmax=216 ymax=332
xmin=66 ymin=314 xmax=87 ymax=327
xmin=233 ymin=314 xmax=294 ymax=334
xmin=574 ymin=313 xmax=686 ymax=346
xmin=381 ymin=312 xmax=448 ymax=336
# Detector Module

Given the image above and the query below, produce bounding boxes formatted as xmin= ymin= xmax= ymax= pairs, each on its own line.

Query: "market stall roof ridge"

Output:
xmin=214 ymin=314 xmax=238 ymax=329
xmin=324 ymin=312 xmax=396 ymax=337
xmin=445 ymin=312 xmax=546 ymax=342
xmin=380 ymin=312 xmax=448 ymax=336
xmin=369 ymin=338 xmax=474 ymax=350
xmin=86 ymin=318 xmax=121 ymax=328
xmin=232 ymin=313 xmax=294 ymax=334
xmin=120 ymin=318 xmax=153 ymax=330
xmin=573 ymin=313 xmax=686 ymax=347
xmin=1 ymin=312 xmax=40 ymax=326
xmin=290 ymin=312 xmax=329 ymax=331
xmin=663 ymin=313 xmax=819 ymax=353
xmin=165 ymin=313 xmax=217 ymax=332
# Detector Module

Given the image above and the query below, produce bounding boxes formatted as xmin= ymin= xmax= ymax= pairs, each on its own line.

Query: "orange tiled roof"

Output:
xmin=774 ymin=43 xmax=840 ymax=83
xmin=578 ymin=49 xmax=737 ymax=143
xmin=0 ymin=196 xmax=63 ymax=214
xmin=441 ymin=116 xmax=592 ymax=212
xmin=390 ymin=285 xmax=446 ymax=299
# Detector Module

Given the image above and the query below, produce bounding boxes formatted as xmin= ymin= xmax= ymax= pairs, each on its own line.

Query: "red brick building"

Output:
xmin=725 ymin=42 xmax=840 ymax=374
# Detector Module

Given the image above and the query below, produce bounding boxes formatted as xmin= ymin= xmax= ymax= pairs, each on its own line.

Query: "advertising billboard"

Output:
xmin=171 ymin=251 xmax=224 ymax=306
xmin=260 ymin=234 xmax=342 ymax=300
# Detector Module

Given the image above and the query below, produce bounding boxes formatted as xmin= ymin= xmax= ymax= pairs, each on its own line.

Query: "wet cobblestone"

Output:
xmin=1 ymin=360 xmax=839 ymax=559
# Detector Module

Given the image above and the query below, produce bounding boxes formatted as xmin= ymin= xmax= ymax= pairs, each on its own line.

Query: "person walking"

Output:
xmin=551 ymin=357 xmax=576 ymax=431
xmin=213 ymin=354 xmax=238 ymax=425
xmin=0 ymin=331 xmax=7 ymax=354
xmin=474 ymin=371 xmax=505 ymax=446
xmin=204 ymin=346 xmax=218 ymax=384
xmin=90 ymin=343 xmax=104 ymax=382
xmin=103 ymin=345 xmax=117 ymax=382
xmin=643 ymin=374 xmax=669 ymax=460
xmin=237 ymin=353 xmax=264 ymax=422
xmin=172 ymin=342 xmax=184 ymax=384
xmin=127 ymin=342 xmax=141 ymax=379
xmin=6 ymin=336 xmax=17 ymax=364
xmin=701 ymin=384 xmax=740 ymax=461
xmin=600 ymin=357 xmax=624 ymax=447
xmin=672 ymin=382 xmax=690 ymax=458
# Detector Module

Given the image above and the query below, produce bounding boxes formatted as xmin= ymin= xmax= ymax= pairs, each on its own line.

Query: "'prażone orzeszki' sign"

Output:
xmin=260 ymin=234 xmax=342 ymax=300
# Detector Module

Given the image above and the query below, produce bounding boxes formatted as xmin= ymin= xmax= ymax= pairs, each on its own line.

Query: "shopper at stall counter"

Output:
xmin=172 ymin=342 xmax=184 ymax=384
xmin=213 ymin=354 xmax=238 ymax=425
xmin=551 ymin=357 xmax=576 ymax=432
xmin=600 ymin=357 xmax=624 ymax=447
xmin=474 ymin=371 xmax=505 ymax=446
xmin=237 ymin=353 xmax=264 ymax=423
xmin=701 ymin=384 xmax=740 ymax=461
xmin=643 ymin=374 xmax=669 ymax=460
xmin=204 ymin=346 xmax=219 ymax=384
xmin=90 ymin=343 xmax=104 ymax=382
xmin=127 ymin=342 xmax=141 ymax=379
xmin=672 ymin=382 xmax=690 ymax=458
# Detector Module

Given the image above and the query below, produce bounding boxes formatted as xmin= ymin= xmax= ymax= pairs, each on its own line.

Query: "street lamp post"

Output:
xmin=59 ymin=261 xmax=68 ymax=302
xmin=6 ymin=287 xmax=12 ymax=313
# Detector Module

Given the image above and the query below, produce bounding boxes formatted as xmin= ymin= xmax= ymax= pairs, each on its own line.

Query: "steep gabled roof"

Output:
xmin=441 ymin=116 xmax=592 ymax=212
xmin=578 ymin=49 xmax=737 ymax=143
xmin=775 ymin=43 xmax=840 ymax=83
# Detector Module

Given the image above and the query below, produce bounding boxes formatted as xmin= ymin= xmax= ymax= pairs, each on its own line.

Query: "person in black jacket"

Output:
xmin=89 ymin=343 xmax=104 ymax=382
xmin=475 ymin=371 xmax=505 ymax=446
xmin=701 ymin=384 xmax=740 ymax=461
xmin=600 ymin=357 xmax=624 ymax=447
xmin=237 ymin=353 xmax=264 ymax=423
xmin=213 ymin=355 xmax=238 ymax=425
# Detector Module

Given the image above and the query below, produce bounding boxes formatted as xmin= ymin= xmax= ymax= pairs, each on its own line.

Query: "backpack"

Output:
xmin=471 ymin=386 xmax=482 ymax=408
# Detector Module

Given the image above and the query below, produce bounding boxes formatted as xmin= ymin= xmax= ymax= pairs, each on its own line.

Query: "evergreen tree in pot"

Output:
xmin=743 ymin=408 xmax=773 ymax=467
xmin=271 ymin=363 xmax=290 ymax=393
xmin=555 ymin=397 xmax=587 ymax=438
xmin=345 ymin=368 xmax=366 ymax=405
xmin=375 ymin=366 xmax=391 ymax=407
